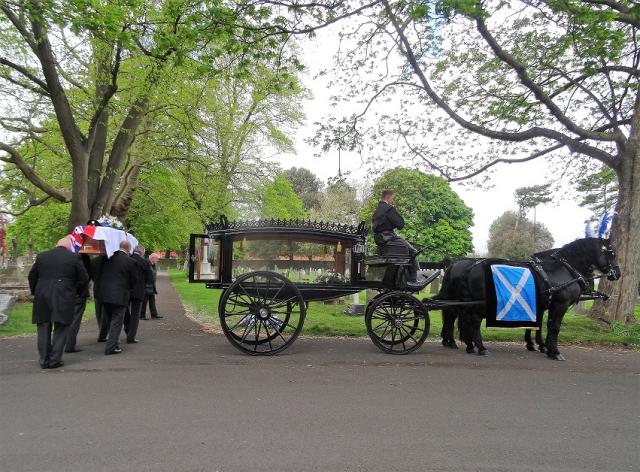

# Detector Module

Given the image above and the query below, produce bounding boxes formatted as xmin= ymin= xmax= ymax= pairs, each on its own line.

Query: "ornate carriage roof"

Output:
xmin=205 ymin=216 xmax=367 ymax=241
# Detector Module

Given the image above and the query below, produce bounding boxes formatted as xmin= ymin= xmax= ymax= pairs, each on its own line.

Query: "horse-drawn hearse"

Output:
xmin=189 ymin=217 xmax=620 ymax=359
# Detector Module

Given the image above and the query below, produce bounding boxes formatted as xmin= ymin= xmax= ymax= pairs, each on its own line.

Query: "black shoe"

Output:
xmin=151 ymin=315 xmax=163 ymax=319
xmin=105 ymin=347 xmax=123 ymax=355
xmin=48 ymin=361 xmax=64 ymax=369
xmin=65 ymin=348 xmax=82 ymax=353
xmin=127 ymin=339 xmax=139 ymax=344
xmin=40 ymin=362 xmax=49 ymax=369
xmin=97 ymin=338 xmax=107 ymax=342
xmin=140 ymin=316 xmax=148 ymax=320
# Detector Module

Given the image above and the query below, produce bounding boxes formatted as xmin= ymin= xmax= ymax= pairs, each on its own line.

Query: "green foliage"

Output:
xmin=260 ymin=174 xmax=306 ymax=220
xmin=360 ymin=168 xmax=474 ymax=260
xmin=1 ymin=0 xmax=306 ymax=231
xmin=487 ymin=210 xmax=554 ymax=259
xmin=7 ymin=202 xmax=70 ymax=254
xmin=125 ymin=165 xmax=204 ymax=251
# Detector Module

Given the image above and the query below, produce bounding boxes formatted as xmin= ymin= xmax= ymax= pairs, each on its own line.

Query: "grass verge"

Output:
xmin=169 ymin=269 xmax=639 ymax=346
xmin=0 ymin=302 xmax=96 ymax=337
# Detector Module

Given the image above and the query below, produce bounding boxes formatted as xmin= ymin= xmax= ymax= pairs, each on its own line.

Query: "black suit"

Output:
xmin=95 ymin=251 xmax=137 ymax=354
xmin=372 ymin=200 xmax=419 ymax=281
xmin=91 ymin=255 xmax=107 ymax=328
xmin=65 ymin=254 xmax=93 ymax=352
xmin=141 ymin=263 xmax=159 ymax=318
xmin=28 ymin=246 xmax=89 ymax=367
xmin=123 ymin=254 xmax=151 ymax=342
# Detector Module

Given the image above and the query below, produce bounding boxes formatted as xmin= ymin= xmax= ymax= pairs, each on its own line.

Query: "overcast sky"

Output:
xmin=274 ymin=23 xmax=592 ymax=255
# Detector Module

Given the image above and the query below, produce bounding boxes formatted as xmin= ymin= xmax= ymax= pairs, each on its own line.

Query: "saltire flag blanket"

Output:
xmin=70 ymin=225 xmax=138 ymax=258
xmin=485 ymin=264 xmax=542 ymax=329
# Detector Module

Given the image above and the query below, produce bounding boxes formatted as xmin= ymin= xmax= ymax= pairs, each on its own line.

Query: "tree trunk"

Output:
xmin=68 ymin=163 xmax=90 ymax=230
xmin=110 ymin=160 xmax=142 ymax=219
xmin=591 ymin=97 xmax=640 ymax=324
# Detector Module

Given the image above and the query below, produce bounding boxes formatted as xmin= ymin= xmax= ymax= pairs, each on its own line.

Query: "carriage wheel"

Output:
xmin=365 ymin=291 xmax=429 ymax=354
xmin=219 ymin=271 xmax=306 ymax=355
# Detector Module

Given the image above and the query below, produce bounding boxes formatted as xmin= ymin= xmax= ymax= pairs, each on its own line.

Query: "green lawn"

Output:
xmin=169 ymin=269 xmax=640 ymax=346
xmin=0 ymin=301 xmax=96 ymax=337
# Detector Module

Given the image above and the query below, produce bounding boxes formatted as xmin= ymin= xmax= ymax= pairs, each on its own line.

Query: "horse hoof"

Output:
xmin=547 ymin=352 xmax=565 ymax=361
xmin=539 ymin=346 xmax=546 ymax=354
xmin=466 ymin=346 xmax=475 ymax=354
xmin=526 ymin=344 xmax=536 ymax=352
xmin=478 ymin=348 xmax=488 ymax=356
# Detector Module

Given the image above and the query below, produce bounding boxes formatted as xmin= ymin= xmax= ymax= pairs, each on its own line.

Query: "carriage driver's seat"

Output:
xmin=376 ymin=239 xmax=412 ymax=257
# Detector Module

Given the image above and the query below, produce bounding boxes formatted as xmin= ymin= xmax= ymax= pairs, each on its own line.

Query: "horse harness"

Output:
xmin=528 ymin=253 xmax=609 ymax=304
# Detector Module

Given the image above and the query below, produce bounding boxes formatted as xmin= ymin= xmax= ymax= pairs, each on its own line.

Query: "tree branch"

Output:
xmin=0 ymin=57 xmax=49 ymax=91
xmin=0 ymin=141 xmax=71 ymax=201
xmin=1 ymin=194 xmax=52 ymax=217
xmin=475 ymin=15 xmax=620 ymax=143
xmin=379 ymin=0 xmax=617 ymax=167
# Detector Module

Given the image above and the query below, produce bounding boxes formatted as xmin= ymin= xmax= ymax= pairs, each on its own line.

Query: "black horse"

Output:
xmin=437 ymin=238 xmax=620 ymax=360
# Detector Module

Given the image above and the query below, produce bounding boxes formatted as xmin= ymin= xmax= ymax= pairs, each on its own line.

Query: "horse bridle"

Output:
xmin=533 ymin=250 xmax=614 ymax=301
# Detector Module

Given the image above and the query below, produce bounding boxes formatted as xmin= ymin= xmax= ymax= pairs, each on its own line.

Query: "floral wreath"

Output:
xmin=96 ymin=215 xmax=125 ymax=230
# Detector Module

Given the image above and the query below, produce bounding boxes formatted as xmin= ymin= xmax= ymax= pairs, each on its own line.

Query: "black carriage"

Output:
xmin=188 ymin=217 xmax=440 ymax=355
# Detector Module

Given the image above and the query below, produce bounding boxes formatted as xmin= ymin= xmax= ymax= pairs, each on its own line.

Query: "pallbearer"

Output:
xmin=28 ymin=237 xmax=89 ymax=369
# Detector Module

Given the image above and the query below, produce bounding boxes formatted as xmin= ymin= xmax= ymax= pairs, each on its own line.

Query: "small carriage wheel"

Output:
xmin=219 ymin=271 xmax=306 ymax=355
xmin=365 ymin=291 xmax=430 ymax=355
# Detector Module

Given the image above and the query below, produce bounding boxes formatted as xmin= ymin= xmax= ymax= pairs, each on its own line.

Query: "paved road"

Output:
xmin=1 ymin=273 xmax=639 ymax=472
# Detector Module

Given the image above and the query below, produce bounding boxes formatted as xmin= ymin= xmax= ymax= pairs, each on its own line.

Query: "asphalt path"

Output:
xmin=1 ymin=273 xmax=639 ymax=472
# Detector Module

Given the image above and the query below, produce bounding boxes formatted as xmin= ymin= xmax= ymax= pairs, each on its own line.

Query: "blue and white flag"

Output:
xmin=491 ymin=265 xmax=537 ymax=322
xmin=597 ymin=211 xmax=613 ymax=238
xmin=584 ymin=220 xmax=596 ymax=238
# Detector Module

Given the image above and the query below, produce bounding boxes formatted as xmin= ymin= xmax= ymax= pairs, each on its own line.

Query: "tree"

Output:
xmin=488 ymin=211 xmax=554 ymax=259
xmin=360 ymin=168 xmax=474 ymax=260
xmin=295 ymin=0 xmax=639 ymax=324
xmin=260 ymin=174 xmax=306 ymax=220
xmin=0 ymin=0 xmax=299 ymax=229
xmin=513 ymin=184 xmax=552 ymax=248
xmin=284 ymin=167 xmax=323 ymax=211
xmin=576 ymin=167 xmax=619 ymax=220
xmin=514 ymin=184 xmax=552 ymax=221
xmin=311 ymin=179 xmax=361 ymax=224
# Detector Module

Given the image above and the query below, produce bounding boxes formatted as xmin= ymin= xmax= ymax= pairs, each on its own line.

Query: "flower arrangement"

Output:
xmin=96 ymin=214 xmax=125 ymax=230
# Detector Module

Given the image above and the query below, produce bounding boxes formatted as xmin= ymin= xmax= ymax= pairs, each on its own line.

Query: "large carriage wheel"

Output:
xmin=365 ymin=291 xmax=430 ymax=354
xmin=219 ymin=271 xmax=306 ymax=355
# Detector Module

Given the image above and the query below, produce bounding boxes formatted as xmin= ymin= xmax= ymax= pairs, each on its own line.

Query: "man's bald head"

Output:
xmin=57 ymin=236 xmax=73 ymax=251
xmin=120 ymin=240 xmax=132 ymax=254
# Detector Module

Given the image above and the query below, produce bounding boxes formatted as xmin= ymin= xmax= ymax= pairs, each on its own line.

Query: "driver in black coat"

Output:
xmin=28 ymin=237 xmax=89 ymax=369
xmin=372 ymin=189 xmax=423 ymax=287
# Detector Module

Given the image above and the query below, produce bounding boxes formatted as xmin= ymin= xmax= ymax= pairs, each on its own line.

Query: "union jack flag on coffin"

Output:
xmin=70 ymin=225 xmax=138 ymax=258
xmin=485 ymin=263 xmax=543 ymax=329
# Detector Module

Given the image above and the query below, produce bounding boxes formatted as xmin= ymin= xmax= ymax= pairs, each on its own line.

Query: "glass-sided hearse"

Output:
xmin=189 ymin=217 xmax=440 ymax=356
